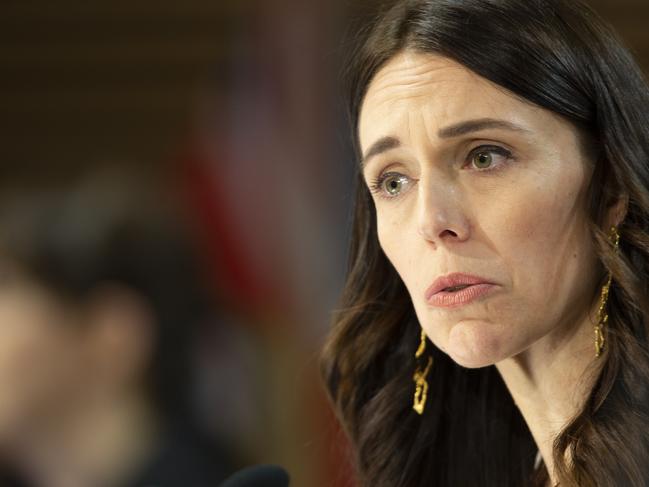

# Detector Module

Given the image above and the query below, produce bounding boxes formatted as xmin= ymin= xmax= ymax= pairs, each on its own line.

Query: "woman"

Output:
xmin=320 ymin=0 xmax=649 ymax=486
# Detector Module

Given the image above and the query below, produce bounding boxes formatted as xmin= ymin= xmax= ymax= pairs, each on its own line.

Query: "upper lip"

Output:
xmin=425 ymin=272 xmax=495 ymax=300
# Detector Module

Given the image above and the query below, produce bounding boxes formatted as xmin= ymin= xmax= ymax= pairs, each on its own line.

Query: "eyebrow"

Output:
xmin=438 ymin=118 xmax=530 ymax=138
xmin=361 ymin=118 xmax=531 ymax=168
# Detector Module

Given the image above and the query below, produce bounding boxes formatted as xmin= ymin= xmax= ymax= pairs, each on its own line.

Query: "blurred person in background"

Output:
xmin=0 ymin=168 xmax=234 ymax=487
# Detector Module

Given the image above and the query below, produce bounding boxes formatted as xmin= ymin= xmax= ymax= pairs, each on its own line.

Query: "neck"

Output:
xmin=495 ymin=297 xmax=604 ymax=486
xmin=6 ymin=391 xmax=160 ymax=487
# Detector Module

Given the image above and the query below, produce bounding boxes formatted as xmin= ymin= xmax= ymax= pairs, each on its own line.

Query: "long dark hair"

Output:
xmin=320 ymin=0 xmax=649 ymax=485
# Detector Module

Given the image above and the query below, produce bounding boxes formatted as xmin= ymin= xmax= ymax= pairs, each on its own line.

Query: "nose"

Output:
xmin=417 ymin=183 xmax=470 ymax=245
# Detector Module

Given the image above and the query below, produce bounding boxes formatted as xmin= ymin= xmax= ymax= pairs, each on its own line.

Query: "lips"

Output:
xmin=424 ymin=272 xmax=497 ymax=308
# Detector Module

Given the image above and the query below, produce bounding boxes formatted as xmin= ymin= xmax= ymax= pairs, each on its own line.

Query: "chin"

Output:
xmin=442 ymin=319 xmax=507 ymax=369
xmin=446 ymin=351 xmax=497 ymax=369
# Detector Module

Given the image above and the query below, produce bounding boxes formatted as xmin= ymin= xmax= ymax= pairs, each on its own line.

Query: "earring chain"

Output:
xmin=413 ymin=329 xmax=433 ymax=415
xmin=595 ymin=225 xmax=620 ymax=358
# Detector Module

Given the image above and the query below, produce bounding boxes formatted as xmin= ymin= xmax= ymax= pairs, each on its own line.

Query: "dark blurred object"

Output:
xmin=126 ymin=427 xmax=235 ymax=487
xmin=219 ymin=465 xmax=290 ymax=487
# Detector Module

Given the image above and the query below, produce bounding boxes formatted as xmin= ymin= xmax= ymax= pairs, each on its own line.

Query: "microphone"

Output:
xmin=219 ymin=464 xmax=290 ymax=487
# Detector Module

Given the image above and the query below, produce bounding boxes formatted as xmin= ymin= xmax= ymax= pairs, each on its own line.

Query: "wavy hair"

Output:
xmin=320 ymin=0 xmax=649 ymax=485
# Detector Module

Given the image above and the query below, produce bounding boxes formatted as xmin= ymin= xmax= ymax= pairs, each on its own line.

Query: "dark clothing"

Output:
xmin=125 ymin=425 xmax=234 ymax=487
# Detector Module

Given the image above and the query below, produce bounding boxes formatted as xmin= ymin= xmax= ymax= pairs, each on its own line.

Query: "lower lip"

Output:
xmin=427 ymin=284 xmax=497 ymax=308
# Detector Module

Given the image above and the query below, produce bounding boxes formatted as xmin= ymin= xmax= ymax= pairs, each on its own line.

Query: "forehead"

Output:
xmin=358 ymin=51 xmax=560 ymax=153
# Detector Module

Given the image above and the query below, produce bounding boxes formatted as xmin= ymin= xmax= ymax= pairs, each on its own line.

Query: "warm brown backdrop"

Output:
xmin=2 ymin=1 xmax=647 ymax=183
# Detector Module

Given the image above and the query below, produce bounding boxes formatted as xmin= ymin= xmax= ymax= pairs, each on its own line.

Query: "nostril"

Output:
xmin=417 ymin=213 xmax=469 ymax=243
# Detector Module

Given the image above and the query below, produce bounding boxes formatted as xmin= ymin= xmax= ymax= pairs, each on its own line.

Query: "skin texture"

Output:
xmin=358 ymin=51 xmax=625 ymax=484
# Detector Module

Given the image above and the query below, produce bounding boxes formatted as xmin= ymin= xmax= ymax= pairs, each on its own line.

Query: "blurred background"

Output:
xmin=0 ymin=1 xmax=647 ymax=486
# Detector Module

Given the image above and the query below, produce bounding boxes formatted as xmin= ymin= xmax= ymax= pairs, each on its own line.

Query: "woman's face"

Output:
xmin=358 ymin=51 xmax=603 ymax=368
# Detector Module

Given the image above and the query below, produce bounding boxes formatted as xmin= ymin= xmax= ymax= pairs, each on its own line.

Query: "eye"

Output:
xmin=369 ymin=172 xmax=412 ymax=199
xmin=467 ymin=145 xmax=512 ymax=171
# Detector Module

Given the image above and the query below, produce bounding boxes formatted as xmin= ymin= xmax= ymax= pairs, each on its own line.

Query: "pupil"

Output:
xmin=476 ymin=153 xmax=491 ymax=167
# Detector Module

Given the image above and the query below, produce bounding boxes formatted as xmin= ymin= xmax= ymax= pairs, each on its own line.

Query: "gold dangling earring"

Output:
xmin=595 ymin=225 xmax=620 ymax=358
xmin=413 ymin=328 xmax=433 ymax=415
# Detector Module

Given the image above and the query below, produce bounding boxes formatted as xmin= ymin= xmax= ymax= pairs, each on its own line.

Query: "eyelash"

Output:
xmin=368 ymin=145 xmax=513 ymax=199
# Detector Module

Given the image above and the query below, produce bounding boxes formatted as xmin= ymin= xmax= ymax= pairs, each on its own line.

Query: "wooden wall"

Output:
xmin=590 ymin=0 xmax=649 ymax=67
xmin=0 ymin=1 xmax=244 ymax=182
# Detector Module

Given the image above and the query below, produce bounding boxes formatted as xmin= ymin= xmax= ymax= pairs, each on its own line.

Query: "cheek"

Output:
xmin=468 ymin=168 xmax=599 ymax=363
xmin=497 ymin=173 xmax=594 ymax=307
xmin=376 ymin=210 xmax=418 ymax=280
